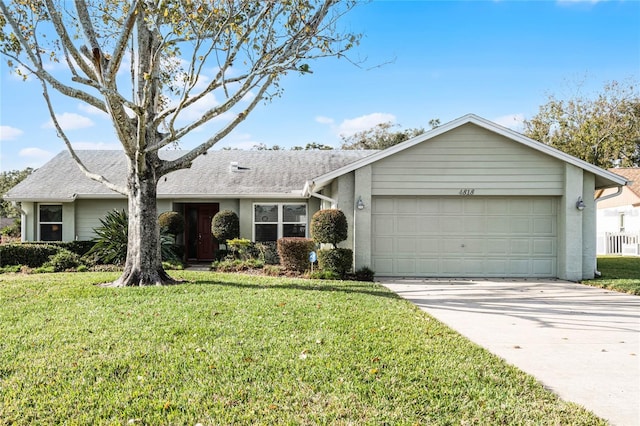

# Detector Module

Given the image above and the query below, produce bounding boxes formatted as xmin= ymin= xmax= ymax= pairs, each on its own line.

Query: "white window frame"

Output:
xmin=38 ymin=204 xmax=63 ymax=241
xmin=253 ymin=203 xmax=307 ymax=242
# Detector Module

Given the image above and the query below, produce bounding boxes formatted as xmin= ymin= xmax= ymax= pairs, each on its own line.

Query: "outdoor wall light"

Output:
xmin=356 ymin=196 xmax=365 ymax=210
xmin=576 ymin=196 xmax=586 ymax=211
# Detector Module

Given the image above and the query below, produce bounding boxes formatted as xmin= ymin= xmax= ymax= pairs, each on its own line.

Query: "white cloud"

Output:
xmin=19 ymin=147 xmax=55 ymax=162
xmin=337 ymin=113 xmax=396 ymax=137
xmin=493 ymin=113 xmax=525 ymax=132
xmin=0 ymin=126 xmax=24 ymax=141
xmin=78 ymin=103 xmax=110 ymax=118
xmin=315 ymin=116 xmax=334 ymax=125
xmin=43 ymin=112 xmax=94 ymax=131
xmin=71 ymin=141 xmax=122 ymax=150
xmin=212 ymin=132 xmax=259 ymax=150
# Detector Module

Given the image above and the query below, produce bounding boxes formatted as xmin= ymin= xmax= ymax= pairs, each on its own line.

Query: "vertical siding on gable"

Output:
xmin=75 ymin=199 xmax=127 ymax=241
xmin=371 ymin=123 xmax=564 ymax=196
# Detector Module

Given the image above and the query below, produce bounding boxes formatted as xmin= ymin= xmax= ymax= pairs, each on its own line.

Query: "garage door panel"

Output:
xmin=418 ymin=239 xmax=440 ymax=254
xmin=510 ymin=218 xmax=531 ymax=233
xmin=486 ymin=239 xmax=509 ymax=254
xmin=441 ymin=217 xmax=463 ymax=232
xmin=487 ymin=217 xmax=508 ymax=233
xmin=397 ymin=217 xmax=418 ymax=234
xmin=372 ymin=196 xmax=557 ymax=277
xmin=510 ymin=239 xmax=531 ymax=254
xmin=533 ymin=217 xmax=554 ymax=234
xmin=373 ymin=236 xmax=394 ymax=254
xmin=533 ymin=239 xmax=555 ymax=255
xmin=533 ymin=259 xmax=554 ymax=275
xmin=373 ymin=198 xmax=394 ymax=213
xmin=396 ymin=259 xmax=416 ymax=275
xmin=395 ymin=237 xmax=417 ymax=253
xmin=372 ymin=258 xmax=393 ymax=275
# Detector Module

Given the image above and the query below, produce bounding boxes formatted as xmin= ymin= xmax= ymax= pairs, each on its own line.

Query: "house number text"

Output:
xmin=459 ymin=189 xmax=475 ymax=196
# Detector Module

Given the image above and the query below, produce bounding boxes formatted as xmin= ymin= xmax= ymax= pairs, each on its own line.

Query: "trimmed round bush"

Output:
xmin=211 ymin=210 xmax=240 ymax=243
xmin=277 ymin=237 xmax=315 ymax=273
xmin=48 ymin=249 xmax=82 ymax=272
xmin=158 ymin=211 xmax=185 ymax=236
xmin=318 ymin=248 xmax=353 ymax=278
xmin=311 ymin=209 xmax=348 ymax=248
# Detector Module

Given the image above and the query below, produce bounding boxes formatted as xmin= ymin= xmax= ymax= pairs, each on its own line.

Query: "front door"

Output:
xmin=185 ymin=204 xmax=219 ymax=261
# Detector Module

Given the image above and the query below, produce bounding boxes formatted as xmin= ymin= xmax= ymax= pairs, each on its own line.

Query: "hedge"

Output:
xmin=0 ymin=243 xmax=63 ymax=267
xmin=211 ymin=210 xmax=240 ymax=243
xmin=28 ymin=240 xmax=95 ymax=256
xmin=277 ymin=237 xmax=315 ymax=273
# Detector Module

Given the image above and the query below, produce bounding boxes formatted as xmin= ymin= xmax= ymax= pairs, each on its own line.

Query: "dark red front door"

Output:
xmin=185 ymin=204 xmax=219 ymax=261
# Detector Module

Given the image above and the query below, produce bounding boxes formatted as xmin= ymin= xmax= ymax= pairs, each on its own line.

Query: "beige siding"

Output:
xmin=75 ymin=199 xmax=127 ymax=240
xmin=371 ymin=123 xmax=564 ymax=196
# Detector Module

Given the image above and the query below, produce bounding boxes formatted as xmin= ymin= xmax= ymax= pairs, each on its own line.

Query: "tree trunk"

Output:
xmin=108 ymin=160 xmax=177 ymax=287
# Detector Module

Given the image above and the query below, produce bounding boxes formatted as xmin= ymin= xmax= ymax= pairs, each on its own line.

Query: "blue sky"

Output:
xmin=0 ymin=0 xmax=638 ymax=172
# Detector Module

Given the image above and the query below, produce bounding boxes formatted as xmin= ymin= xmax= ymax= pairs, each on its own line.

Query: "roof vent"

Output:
xmin=230 ymin=161 xmax=250 ymax=172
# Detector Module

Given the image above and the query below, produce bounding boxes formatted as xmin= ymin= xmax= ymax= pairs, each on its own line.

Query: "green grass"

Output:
xmin=0 ymin=272 xmax=605 ymax=425
xmin=584 ymin=256 xmax=640 ymax=295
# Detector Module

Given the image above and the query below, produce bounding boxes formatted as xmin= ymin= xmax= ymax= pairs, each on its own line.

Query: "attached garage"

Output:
xmin=306 ymin=114 xmax=629 ymax=282
xmin=371 ymin=196 xmax=557 ymax=277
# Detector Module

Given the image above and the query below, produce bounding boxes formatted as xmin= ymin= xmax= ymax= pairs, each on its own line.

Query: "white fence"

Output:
xmin=599 ymin=232 xmax=640 ymax=255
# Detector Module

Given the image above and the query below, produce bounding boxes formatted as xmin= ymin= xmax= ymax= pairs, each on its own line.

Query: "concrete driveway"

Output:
xmin=379 ymin=278 xmax=640 ymax=426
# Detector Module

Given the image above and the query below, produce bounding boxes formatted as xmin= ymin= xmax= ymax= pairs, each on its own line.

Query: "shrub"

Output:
xmin=277 ymin=237 xmax=315 ymax=273
xmin=255 ymin=241 xmax=279 ymax=265
xmin=1 ymin=218 xmax=20 ymax=237
xmin=158 ymin=211 xmax=185 ymax=236
xmin=354 ymin=266 xmax=375 ymax=282
xmin=262 ymin=264 xmax=282 ymax=276
xmin=311 ymin=209 xmax=348 ymax=248
xmin=0 ymin=243 xmax=62 ymax=267
xmin=86 ymin=209 xmax=129 ymax=265
xmin=29 ymin=240 xmax=94 ymax=256
xmin=318 ymin=248 xmax=353 ymax=278
xmin=47 ymin=249 xmax=82 ymax=272
xmin=227 ymin=238 xmax=252 ymax=260
xmin=211 ymin=210 xmax=239 ymax=244
xmin=87 ymin=209 xmax=179 ymax=265
xmin=211 ymin=258 xmax=264 ymax=272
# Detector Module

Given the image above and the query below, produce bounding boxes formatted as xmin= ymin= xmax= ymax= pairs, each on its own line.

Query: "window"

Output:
xmin=39 ymin=204 xmax=63 ymax=241
xmin=619 ymin=213 xmax=625 ymax=232
xmin=254 ymin=203 xmax=307 ymax=242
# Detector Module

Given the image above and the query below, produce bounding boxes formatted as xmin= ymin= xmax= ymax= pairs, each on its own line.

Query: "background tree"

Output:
xmin=524 ymin=80 xmax=640 ymax=168
xmin=0 ymin=168 xmax=33 ymax=218
xmin=0 ymin=0 xmax=359 ymax=286
xmin=340 ymin=121 xmax=425 ymax=150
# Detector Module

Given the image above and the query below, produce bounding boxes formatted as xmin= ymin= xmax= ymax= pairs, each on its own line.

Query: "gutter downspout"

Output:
xmin=594 ymin=185 xmax=625 ymax=277
xmin=303 ymin=181 xmax=338 ymax=209
xmin=11 ymin=201 xmax=27 ymax=242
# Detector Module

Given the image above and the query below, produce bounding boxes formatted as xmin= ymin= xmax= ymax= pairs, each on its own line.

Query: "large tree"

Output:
xmin=523 ymin=80 xmax=640 ymax=168
xmin=0 ymin=168 xmax=33 ymax=218
xmin=340 ymin=121 xmax=426 ymax=150
xmin=0 ymin=0 xmax=359 ymax=286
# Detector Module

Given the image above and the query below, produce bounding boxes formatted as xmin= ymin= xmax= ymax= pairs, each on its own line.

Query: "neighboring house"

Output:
xmin=4 ymin=114 xmax=628 ymax=281
xmin=596 ymin=168 xmax=640 ymax=255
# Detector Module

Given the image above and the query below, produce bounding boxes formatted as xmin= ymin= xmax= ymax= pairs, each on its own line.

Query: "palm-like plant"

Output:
xmin=88 ymin=210 xmax=178 ymax=265
xmin=87 ymin=210 xmax=129 ymax=265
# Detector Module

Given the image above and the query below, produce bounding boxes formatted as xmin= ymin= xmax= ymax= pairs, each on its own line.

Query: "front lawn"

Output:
xmin=0 ymin=272 xmax=604 ymax=425
xmin=584 ymin=256 xmax=640 ymax=295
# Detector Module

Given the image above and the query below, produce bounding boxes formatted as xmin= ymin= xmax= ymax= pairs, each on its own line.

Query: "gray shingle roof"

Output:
xmin=4 ymin=150 xmax=376 ymax=201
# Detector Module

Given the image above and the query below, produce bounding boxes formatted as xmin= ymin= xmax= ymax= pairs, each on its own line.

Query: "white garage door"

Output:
xmin=372 ymin=197 xmax=557 ymax=277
